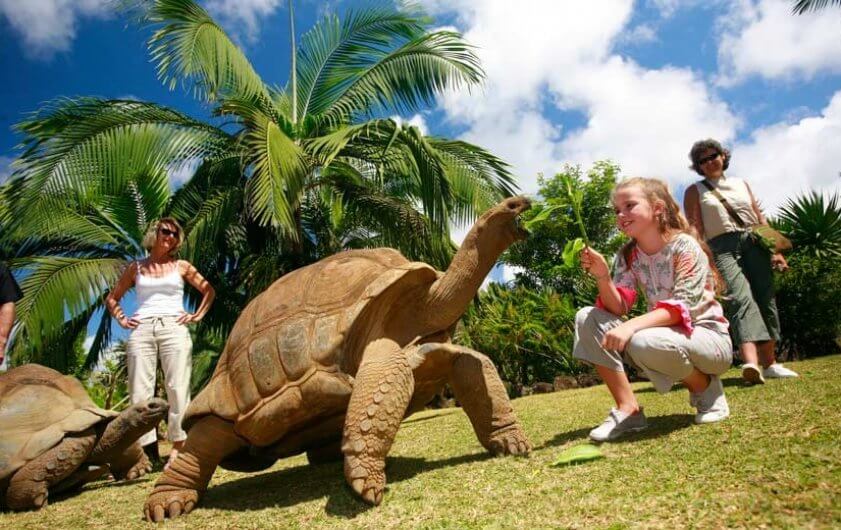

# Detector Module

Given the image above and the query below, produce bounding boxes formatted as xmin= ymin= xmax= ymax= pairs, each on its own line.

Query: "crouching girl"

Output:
xmin=574 ymin=177 xmax=732 ymax=442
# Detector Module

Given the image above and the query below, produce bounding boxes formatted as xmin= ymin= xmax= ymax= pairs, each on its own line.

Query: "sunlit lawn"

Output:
xmin=3 ymin=355 xmax=840 ymax=529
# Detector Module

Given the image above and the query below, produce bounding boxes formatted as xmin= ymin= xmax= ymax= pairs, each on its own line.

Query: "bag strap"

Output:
xmin=699 ymin=179 xmax=747 ymax=229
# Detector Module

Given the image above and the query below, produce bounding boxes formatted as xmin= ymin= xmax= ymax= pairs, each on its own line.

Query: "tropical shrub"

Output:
xmin=456 ymin=284 xmax=586 ymax=393
xmin=775 ymin=253 xmax=841 ymax=359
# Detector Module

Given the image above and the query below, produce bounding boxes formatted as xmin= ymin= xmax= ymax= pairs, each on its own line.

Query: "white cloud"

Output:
xmin=206 ymin=0 xmax=284 ymax=43
xmin=717 ymin=0 xmax=841 ymax=86
xmin=0 ymin=0 xmax=110 ymax=57
xmin=423 ymin=0 xmax=739 ymax=197
xmin=390 ymin=113 xmax=430 ymax=135
xmin=620 ymin=23 xmax=658 ymax=45
xmin=731 ymin=91 xmax=841 ymax=213
xmin=168 ymin=158 xmax=202 ymax=189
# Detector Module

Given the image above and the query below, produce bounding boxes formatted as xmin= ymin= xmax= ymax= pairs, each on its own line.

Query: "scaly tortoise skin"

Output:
xmin=0 ymin=364 xmax=168 ymax=511
xmin=144 ymin=197 xmax=533 ymax=521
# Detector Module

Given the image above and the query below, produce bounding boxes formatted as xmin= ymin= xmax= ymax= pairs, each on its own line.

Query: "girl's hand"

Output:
xmin=601 ymin=323 xmax=635 ymax=352
xmin=118 ymin=316 xmax=140 ymax=329
xmin=771 ymin=253 xmax=788 ymax=273
xmin=580 ymin=247 xmax=610 ymax=280
xmin=177 ymin=312 xmax=199 ymax=325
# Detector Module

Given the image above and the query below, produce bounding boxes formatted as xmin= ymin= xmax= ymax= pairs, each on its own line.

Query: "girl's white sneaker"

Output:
xmin=741 ymin=363 xmax=765 ymax=385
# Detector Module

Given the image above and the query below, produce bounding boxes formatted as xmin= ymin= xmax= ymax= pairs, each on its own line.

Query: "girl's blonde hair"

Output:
xmin=141 ymin=217 xmax=184 ymax=255
xmin=613 ymin=177 xmax=723 ymax=294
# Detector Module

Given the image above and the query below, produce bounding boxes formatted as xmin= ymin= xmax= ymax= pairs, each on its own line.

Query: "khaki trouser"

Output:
xmin=126 ymin=316 xmax=192 ymax=446
xmin=573 ymin=306 xmax=732 ymax=394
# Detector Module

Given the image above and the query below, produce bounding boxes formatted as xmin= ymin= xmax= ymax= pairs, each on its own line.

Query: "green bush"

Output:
xmin=775 ymin=253 xmax=841 ymax=359
xmin=456 ymin=284 xmax=587 ymax=393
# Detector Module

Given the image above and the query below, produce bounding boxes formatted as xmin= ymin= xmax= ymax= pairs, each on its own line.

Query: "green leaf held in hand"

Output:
xmin=562 ymin=237 xmax=586 ymax=269
xmin=551 ymin=443 xmax=604 ymax=467
xmin=523 ymin=204 xmax=563 ymax=232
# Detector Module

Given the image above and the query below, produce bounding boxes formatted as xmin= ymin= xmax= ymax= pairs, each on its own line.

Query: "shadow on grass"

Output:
xmin=537 ymin=413 xmax=695 ymax=449
xmin=401 ymin=408 xmax=461 ymax=425
xmin=201 ymin=451 xmax=492 ymax=518
xmin=634 ymin=375 xmax=752 ymax=394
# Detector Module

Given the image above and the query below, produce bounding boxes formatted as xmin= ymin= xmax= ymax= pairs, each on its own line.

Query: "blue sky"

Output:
xmin=2 ymin=0 xmax=841 ymax=214
xmin=1 ymin=0 xmax=840 ymax=357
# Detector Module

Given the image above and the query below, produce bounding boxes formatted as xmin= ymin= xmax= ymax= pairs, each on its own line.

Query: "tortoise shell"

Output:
xmin=185 ymin=248 xmax=437 ymax=446
xmin=0 ymin=364 xmax=116 ymax=482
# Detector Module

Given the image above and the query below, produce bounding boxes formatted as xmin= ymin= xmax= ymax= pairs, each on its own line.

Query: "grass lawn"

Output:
xmin=3 ymin=355 xmax=840 ymax=529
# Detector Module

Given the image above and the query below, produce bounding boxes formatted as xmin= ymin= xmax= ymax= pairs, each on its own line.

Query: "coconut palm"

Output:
xmin=774 ymin=191 xmax=841 ymax=259
xmin=792 ymin=0 xmax=841 ymax=14
xmin=1 ymin=0 xmax=515 ymax=371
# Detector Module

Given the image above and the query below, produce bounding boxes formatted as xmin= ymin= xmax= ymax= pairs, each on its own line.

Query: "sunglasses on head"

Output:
xmin=158 ymin=227 xmax=178 ymax=237
xmin=698 ymin=152 xmax=720 ymax=166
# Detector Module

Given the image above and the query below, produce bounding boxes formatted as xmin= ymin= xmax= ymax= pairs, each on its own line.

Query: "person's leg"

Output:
xmin=712 ymin=236 xmax=770 ymax=382
xmin=126 ymin=321 xmax=159 ymax=448
xmin=573 ymin=307 xmax=646 ymax=441
xmin=157 ymin=318 xmax=193 ymax=467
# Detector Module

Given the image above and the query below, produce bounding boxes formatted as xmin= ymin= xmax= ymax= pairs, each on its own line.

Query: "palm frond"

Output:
xmin=129 ymin=0 xmax=272 ymax=102
xmin=792 ymin=0 xmax=841 ymax=14
xmin=321 ymin=30 xmax=484 ymax=124
xmin=241 ymin=112 xmax=308 ymax=232
xmin=10 ymin=257 xmax=125 ymax=351
xmin=776 ymin=191 xmax=841 ymax=258
xmin=296 ymin=7 xmax=428 ymax=120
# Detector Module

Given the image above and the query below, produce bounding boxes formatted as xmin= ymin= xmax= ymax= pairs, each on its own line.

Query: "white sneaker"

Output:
xmin=589 ymin=408 xmax=648 ymax=442
xmin=691 ymin=375 xmax=730 ymax=424
xmin=763 ymin=363 xmax=799 ymax=379
xmin=741 ymin=363 xmax=765 ymax=385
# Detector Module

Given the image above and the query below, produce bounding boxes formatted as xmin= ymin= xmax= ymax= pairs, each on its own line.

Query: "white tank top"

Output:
xmin=693 ymin=177 xmax=760 ymax=240
xmin=133 ymin=263 xmax=185 ymax=318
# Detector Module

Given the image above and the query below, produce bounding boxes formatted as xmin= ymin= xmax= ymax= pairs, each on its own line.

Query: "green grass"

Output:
xmin=3 ymin=356 xmax=841 ymax=529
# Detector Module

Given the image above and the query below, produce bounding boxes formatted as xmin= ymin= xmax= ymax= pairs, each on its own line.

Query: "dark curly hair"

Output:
xmin=688 ymin=138 xmax=731 ymax=176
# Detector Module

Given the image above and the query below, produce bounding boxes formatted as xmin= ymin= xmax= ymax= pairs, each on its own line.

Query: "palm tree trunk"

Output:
xmin=289 ymin=0 xmax=297 ymax=125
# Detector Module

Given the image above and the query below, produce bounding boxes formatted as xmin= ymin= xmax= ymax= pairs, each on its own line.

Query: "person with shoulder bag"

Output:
xmin=683 ymin=139 xmax=798 ymax=384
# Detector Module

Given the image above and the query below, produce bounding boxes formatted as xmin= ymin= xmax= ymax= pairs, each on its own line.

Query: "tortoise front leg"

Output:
xmin=108 ymin=441 xmax=152 ymax=481
xmin=342 ymin=338 xmax=414 ymax=505
xmin=144 ymin=416 xmax=245 ymax=521
xmin=6 ymin=428 xmax=97 ymax=511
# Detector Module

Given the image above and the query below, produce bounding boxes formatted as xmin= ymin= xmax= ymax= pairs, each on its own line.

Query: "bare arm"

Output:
xmin=0 ymin=301 xmax=15 ymax=363
xmin=105 ymin=261 xmax=139 ymax=329
xmin=581 ymin=248 xmax=627 ymax=316
xmin=683 ymin=185 xmax=706 ymax=240
xmin=177 ymin=261 xmax=215 ymax=324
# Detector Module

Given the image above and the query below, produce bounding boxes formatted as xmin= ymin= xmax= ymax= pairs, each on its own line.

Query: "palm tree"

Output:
xmin=774 ymin=191 xmax=841 ymax=259
xmin=1 ymin=0 xmax=515 ymax=371
xmin=792 ymin=0 xmax=841 ymax=14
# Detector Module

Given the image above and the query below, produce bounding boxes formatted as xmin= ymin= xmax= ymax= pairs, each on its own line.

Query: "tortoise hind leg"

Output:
xmin=342 ymin=338 xmax=414 ymax=505
xmin=144 ymin=416 xmax=245 ymax=521
xmin=6 ymin=428 xmax=97 ymax=511
xmin=409 ymin=342 xmax=531 ymax=456
xmin=447 ymin=345 xmax=531 ymax=455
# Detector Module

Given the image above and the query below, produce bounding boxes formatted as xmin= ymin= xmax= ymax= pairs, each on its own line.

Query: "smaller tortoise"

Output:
xmin=0 ymin=364 xmax=168 ymax=511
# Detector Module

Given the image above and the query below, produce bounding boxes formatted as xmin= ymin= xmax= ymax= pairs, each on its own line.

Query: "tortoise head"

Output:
xmin=475 ymin=196 xmax=532 ymax=245
xmin=89 ymin=398 xmax=169 ymax=462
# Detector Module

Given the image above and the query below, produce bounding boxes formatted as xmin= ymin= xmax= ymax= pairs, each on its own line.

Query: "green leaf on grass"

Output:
xmin=562 ymin=237 xmax=586 ymax=269
xmin=551 ymin=443 xmax=604 ymax=467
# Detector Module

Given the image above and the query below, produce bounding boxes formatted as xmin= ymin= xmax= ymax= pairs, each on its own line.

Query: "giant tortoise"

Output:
xmin=144 ymin=196 xmax=533 ymax=521
xmin=0 ymin=363 xmax=168 ymax=511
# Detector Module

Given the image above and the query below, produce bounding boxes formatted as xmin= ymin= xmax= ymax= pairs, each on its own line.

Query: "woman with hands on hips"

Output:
xmin=105 ymin=217 xmax=215 ymax=469
xmin=574 ymin=177 xmax=733 ymax=442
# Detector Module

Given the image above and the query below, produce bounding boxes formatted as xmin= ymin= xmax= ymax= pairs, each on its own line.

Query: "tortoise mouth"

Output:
xmin=138 ymin=398 xmax=169 ymax=424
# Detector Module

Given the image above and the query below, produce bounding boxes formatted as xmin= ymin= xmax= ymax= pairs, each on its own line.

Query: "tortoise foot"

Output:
xmin=344 ymin=454 xmax=385 ymax=505
xmin=488 ymin=425 xmax=532 ymax=456
xmin=143 ymin=487 xmax=199 ymax=521
xmin=113 ymin=453 xmax=152 ymax=481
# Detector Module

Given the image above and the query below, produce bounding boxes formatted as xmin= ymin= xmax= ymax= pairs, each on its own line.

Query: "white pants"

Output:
xmin=573 ymin=306 xmax=732 ymax=394
xmin=126 ymin=316 xmax=192 ymax=445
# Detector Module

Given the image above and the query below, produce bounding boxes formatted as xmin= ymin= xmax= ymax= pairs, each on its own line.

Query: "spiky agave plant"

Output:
xmin=774 ymin=191 xmax=841 ymax=259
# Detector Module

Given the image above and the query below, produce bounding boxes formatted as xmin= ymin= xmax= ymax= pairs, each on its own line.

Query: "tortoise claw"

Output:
xmin=143 ymin=488 xmax=199 ymax=521
xmin=344 ymin=454 xmax=385 ymax=505
xmin=488 ymin=426 xmax=532 ymax=456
